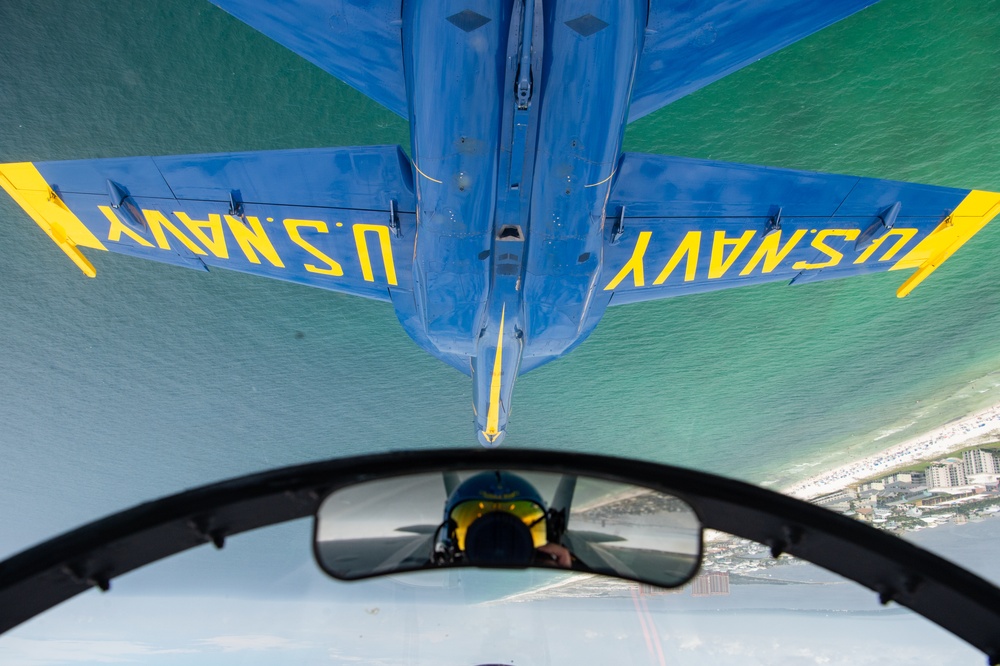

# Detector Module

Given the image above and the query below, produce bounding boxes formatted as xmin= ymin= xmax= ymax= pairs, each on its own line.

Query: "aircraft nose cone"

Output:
xmin=477 ymin=429 xmax=505 ymax=449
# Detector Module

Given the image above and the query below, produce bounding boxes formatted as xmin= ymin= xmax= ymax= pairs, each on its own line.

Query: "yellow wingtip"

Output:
xmin=0 ymin=161 xmax=106 ymax=278
xmin=893 ymin=189 xmax=1000 ymax=297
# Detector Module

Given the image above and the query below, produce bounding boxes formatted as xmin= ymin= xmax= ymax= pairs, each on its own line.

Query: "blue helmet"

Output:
xmin=436 ymin=471 xmax=548 ymax=566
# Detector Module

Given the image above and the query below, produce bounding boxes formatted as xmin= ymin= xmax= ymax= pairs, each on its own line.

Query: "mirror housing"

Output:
xmin=313 ymin=469 xmax=702 ymax=588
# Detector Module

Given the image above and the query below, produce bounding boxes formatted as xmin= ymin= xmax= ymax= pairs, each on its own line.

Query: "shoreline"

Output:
xmin=782 ymin=401 xmax=1000 ymax=500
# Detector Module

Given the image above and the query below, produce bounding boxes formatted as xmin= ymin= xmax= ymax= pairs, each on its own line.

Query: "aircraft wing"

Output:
xmin=602 ymin=153 xmax=1000 ymax=305
xmin=317 ymin=535 xmax=434 ymax=579
xmin=0 ymin=147 xmax=415 ymax=302
xmin=630 ymin=0 xmax=879 ymax=121
xmin=206 ymin=0 xmax=407 ymax=118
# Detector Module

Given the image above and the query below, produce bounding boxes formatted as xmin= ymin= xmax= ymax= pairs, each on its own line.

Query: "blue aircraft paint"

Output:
xmin=206 ymin=0 xmax=411 ymax=118
xmin=403 ymin=0 xmax=512 ymax=357
xmin=8 ymin=0 xmax=997 ymax=447
xmin=629 ymin=0 xmax=880 ymax=121
xmin=520 ymin=0 xmax=646 ymax=360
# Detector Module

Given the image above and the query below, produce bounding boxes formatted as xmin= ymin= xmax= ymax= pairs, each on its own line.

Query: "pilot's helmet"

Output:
xmin=442 ymin=471 xmax=548 ymax=565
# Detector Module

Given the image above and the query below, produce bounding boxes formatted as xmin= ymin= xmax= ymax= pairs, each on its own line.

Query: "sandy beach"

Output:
xmin=783 ymin=401 xmax=1000 ymax=500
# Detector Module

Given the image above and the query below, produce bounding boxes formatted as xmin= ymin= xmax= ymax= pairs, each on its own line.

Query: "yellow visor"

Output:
xmin=450 ymin=499 xmax=548 ymax=550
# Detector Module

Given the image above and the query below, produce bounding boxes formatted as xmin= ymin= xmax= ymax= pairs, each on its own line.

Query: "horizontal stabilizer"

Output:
xmin=0 ymin=147 xmax=416 ymax=301
xmin=602 ymin=153 xmax=1000 ymax=304
xmin=207 ymin=0 xmax=407 ymax=118
xmin=631 ymin=0 xmax=878 ymax=121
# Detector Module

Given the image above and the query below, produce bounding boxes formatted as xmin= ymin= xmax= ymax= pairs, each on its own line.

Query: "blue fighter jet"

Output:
xmin=2 ymin=0 xmax=998 ymax=447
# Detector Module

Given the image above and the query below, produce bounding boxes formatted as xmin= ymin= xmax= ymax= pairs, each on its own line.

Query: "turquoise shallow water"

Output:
xmin=2 ymin=0 xmax=1000 ymax=557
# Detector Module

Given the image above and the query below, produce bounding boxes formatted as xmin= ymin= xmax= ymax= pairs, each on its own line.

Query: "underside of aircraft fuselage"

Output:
xmin=392 ymin=0 xmax=647 ymax=447
xmin=9 ymin=0 xmax=995 ymax=450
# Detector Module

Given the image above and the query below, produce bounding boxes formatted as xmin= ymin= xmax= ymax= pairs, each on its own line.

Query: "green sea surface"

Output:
xmin=2 ymin=0 xmax=1000 ymax=557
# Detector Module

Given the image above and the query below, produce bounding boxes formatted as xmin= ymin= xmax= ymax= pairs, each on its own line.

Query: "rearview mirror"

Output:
xmin=313 ymin=468 xmax=702 ymax=589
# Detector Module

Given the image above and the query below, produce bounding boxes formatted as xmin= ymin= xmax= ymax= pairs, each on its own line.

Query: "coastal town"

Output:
xmin=498 ymin=405 xmax=1000 ymax=602
xmin=784 ymin=402 xmax=1000 ymax=499
xmin=694 ymin=444 xmax=1000 ymax=585
xmin=503 ymin=435 xmax=1000 ymax=603
xmin=810 ymin=445 xmax=1000 ymax=531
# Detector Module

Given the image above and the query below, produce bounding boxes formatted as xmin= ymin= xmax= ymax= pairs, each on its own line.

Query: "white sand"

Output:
xmin=783 ymin=402 xmax=1000 ymax=500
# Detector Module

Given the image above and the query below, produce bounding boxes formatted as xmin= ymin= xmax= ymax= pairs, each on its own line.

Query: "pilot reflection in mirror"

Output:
xmin=433 ymin=471 xmax=574 ymax=569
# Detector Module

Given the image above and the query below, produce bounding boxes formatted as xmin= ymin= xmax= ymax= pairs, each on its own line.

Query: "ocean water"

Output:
xmin=2 ymin=0 xmax=1000 ymax=558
